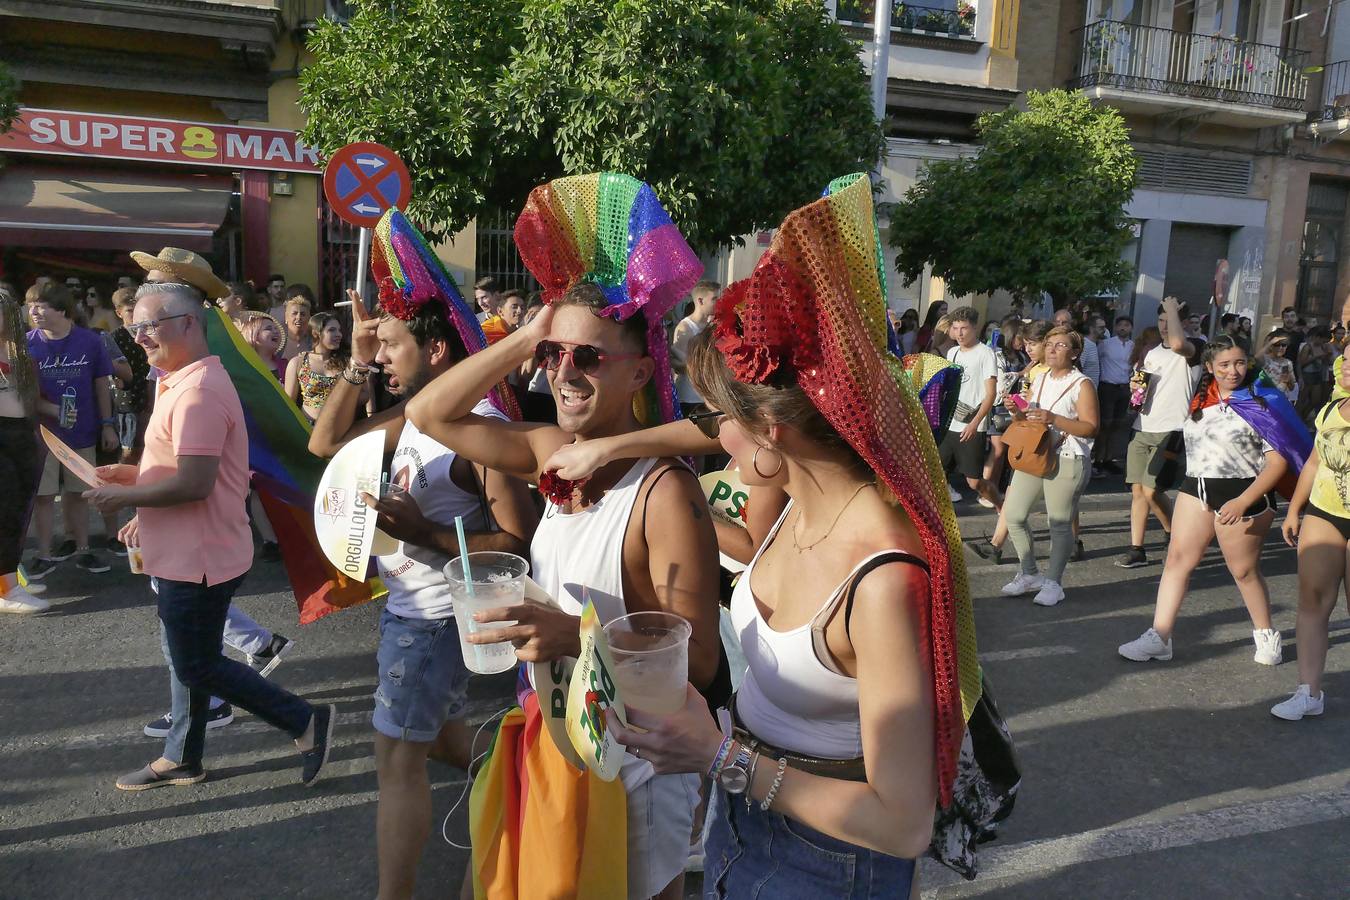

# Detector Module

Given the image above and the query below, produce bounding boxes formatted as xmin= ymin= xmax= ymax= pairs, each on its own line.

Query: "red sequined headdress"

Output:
xmin=715 ymin=173 xmax=980 ymax=805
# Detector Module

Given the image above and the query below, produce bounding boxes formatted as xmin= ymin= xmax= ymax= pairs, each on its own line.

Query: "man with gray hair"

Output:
xmin=84 ymin=282 xmax=334 ymax=790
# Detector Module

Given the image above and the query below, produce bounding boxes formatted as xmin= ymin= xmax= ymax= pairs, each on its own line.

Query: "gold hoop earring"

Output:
xmin=752 ymin=446 xmax=783 ymax=479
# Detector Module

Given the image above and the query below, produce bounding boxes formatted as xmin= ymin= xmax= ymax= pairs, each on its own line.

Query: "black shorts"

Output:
xmin=939 ymin=429 xmax=987 ymax=480
xmin=1179 ymin=476 xmax=1276 ymax=519
xmin=1306 ymin=504 xmax=1350 ymax=540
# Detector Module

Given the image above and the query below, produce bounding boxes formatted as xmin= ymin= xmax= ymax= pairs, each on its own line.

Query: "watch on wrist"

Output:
xmin=717 ymin=744 xmax=755 ymax=795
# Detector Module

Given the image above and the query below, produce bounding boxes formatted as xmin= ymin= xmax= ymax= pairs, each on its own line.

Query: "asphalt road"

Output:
xmin=2 ymin=480 xmax=1347 ymax=899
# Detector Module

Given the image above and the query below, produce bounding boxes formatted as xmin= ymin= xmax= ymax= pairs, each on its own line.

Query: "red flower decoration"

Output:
xmin=538 ymin=470 xmax=587 ymax=507
xmin=377 ymin=276 xmax=419 ymax=322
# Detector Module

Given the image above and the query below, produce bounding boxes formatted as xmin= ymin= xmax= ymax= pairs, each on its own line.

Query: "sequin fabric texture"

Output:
xmin=714 ymin=172 xmax=980 ymax=806
xmin=513 ymin=172 xmax=703 ymax=425
xmin=371 ymin=210 xmax=519 ymax=420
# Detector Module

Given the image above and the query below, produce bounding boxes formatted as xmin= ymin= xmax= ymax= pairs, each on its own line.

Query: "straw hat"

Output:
xmin=129 ymin=247 xmax=229 ymax=301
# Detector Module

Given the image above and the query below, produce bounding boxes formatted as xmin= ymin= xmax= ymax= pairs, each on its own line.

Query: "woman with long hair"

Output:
xmin=1274 ymin=344 xmax=1350 ymax=719
xmin=998 ymin=325 xmax=1099 ymax=607
xmin=285 ymin=312 xmax=348 ymax=421
xmin=0 ymin=288 xmax=48 ymax=613
xmin=82 ymin=284 xmax=120 ymax=332
xmin=1255 ymin=329 xmax=1297 ymax=404
xmin=981 ymin=319 xmax=1029 ymax=505
xmin=544 ymin=178 xmax=981 ymax=897
xmin=916 ymin=300 xmax=948 ymax=353
xmin=898 ymin=308 xmax=920 ymax=355
xmin=1119 ymin=335 xmax=1303 ymax=665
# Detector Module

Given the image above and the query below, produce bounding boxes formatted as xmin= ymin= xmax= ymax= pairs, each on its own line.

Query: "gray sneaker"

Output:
xmin=1119 ymin=627 xmax=1173 ymax=662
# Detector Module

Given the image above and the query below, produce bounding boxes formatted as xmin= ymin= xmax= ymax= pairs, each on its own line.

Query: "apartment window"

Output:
xmin=1297 ymin=180 xmax=1350 ymax=321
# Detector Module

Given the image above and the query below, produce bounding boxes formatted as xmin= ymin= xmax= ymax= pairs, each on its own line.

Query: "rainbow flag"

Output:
xmin=468 ymin=692 xmax=627 ymax=899
xmin=203 ymin=307 xmax=381 ymax=623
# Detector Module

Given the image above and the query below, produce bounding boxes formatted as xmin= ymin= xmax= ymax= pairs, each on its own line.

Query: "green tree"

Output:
xmin=888 ymin=89 xmax=1138 ymax=305
xmin=299 ymin=0 xmax=882 ymax=250
xmin=0 ymin=62 xmax=18 ymax=134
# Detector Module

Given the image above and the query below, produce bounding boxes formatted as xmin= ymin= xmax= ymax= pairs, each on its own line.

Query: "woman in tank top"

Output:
xmin=571 ymin=326 xmax=939 ymax=898
xmin=998 ymin=324 xmax=1099 ymax=608
xmin=1274 ymin=345 xmax=1350 ymax=720
xmin=284 ymin=312 xmax=347 ymax=421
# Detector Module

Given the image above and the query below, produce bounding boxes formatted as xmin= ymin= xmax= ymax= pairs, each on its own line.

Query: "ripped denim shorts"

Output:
xmin=372 ymin=608 xmax=471 ymax=743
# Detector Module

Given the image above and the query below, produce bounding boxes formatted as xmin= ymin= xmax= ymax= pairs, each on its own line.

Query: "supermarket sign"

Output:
xmin=0 ymin=108 xmax=321 ymax=173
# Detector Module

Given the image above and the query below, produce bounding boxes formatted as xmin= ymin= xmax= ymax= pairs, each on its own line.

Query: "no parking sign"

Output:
xmin=322 ymin=141 xmax=411 ymax=227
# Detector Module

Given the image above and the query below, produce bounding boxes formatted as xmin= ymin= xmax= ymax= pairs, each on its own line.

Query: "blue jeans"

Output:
xmin=157 ymin=574 xmax=313 ymax=768
xmin=703 ymin=787 xmax=915 ymax=899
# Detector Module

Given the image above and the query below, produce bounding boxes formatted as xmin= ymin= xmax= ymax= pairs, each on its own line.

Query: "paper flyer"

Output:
xmin=40 ymin=425 xmax=103 ymax=488
xmin=312 ymin=430 xmax=384 ymax=577
xmin=698 ymin=467 xmax=749 ymax=529
xmin=564 ymin=595 xmax=627 ymax=781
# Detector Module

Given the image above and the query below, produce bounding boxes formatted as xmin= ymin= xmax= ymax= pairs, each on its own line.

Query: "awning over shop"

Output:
xmin=0 ymin=162 xmax=233 ymax=252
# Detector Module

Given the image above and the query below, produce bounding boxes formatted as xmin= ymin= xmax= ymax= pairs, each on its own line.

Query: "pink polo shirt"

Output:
xmin=137 ymin=356 xmax=252 ymax=585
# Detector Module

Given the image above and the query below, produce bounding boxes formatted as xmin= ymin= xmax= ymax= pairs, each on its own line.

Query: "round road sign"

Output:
xmin=322 ymin=141 xmax=412 ymax=228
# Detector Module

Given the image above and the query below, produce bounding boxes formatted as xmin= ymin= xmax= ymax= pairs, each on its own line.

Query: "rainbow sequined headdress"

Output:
xmin=371 ymin=210 xmax=519 ymax=420
xmin=513 ymin=173 xmax=703 ymax=425
xmin=714 ymin=173 xmax=979 ymax=806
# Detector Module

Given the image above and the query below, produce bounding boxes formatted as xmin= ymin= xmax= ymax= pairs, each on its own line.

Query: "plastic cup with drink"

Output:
xmin=602 ymin=611 xmax=692 ymax=716
xmin=443 ymin=539 xmax=527 ymax=675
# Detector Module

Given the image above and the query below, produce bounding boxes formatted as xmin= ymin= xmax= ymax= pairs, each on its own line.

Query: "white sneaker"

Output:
xmin=948 ymin=487 xmax=963 ymax=503
xmin=1118 ymin=627 xmax=1173 ymax=661
xmin=1001 ymin=572 xmax=1045 ymax=596
xmin=977 ymin=496 xmax=995 ymax=509
xmin=1032 ymin=581 xmax=1065 ymax=607
xmin=0 ymin=587 xmax=50 ymax=615
xmin=1253 ymin=629 xmax=1283 ymax=666
xmin=1270 ymin=684 xmax=1325 ymax=721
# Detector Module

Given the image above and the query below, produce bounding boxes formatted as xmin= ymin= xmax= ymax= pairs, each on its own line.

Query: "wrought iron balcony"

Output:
xmin=1071 ymin=20 xmax=1309 ymax=113
xmin=1317 ymin=60 xmax=1350 ymax=120
xmin=837 ymin=1 xmax=977 ymax=39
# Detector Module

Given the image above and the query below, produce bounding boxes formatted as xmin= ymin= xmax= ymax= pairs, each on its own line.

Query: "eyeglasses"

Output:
xmin=1045 ymin=341 xmax=1074 ymax=351
xmin=533 ymin=339 xmax=641 ymax=375
xmin=127 ymin=314 xmax=189 ymax=337
xmin=686 ymin=409 xmax=727 ymax=440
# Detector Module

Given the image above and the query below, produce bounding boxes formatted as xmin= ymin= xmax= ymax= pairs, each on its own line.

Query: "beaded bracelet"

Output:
xmin=760 ymin=757 xmax=788 ymax=812
xmin=706 ymin=734 xmax=734 ymax=781
xmin=342 ymin=363 xmax=370 ymax=386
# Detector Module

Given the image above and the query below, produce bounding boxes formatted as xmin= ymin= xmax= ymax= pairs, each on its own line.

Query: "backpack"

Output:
xmin=1002 ymin=375 xmax=1083 ymax=478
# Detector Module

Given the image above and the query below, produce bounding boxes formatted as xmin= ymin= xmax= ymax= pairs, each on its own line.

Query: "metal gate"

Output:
xmin=320 ymin=194 xmax=362 ymax=307
xmin=474 ymin=208 xmax=539 ymax=292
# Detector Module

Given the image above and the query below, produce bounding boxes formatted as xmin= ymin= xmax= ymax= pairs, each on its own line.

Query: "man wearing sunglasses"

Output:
xmin=83 ymin=283 xmax=336 ymax=791
xmin=406 ymin=282 xmax=723 ymax=900
xmin=309 ymin=289 xmax=537 ymax=900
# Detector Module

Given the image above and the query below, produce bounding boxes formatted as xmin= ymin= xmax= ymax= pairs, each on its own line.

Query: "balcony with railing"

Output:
xmin=836 ymin=1 xmax=979 ymax=46
xmin=1070 ymin=20 xmax=1309 ymax=126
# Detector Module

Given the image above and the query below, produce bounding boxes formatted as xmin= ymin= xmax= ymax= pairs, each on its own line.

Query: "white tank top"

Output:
xmin=730 ymin=502 xmax=929 ymax=759
xmin=1031 ymin=369 xmax=1094 ymax=458
xmin=377 ymin=399 xmax=504 ymax=619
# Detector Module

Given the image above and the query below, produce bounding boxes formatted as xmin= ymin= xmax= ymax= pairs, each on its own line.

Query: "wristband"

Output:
xmin=342 ymin=364 xmax=370 ymax=386
xmin=101 ymin=417 xmax=116 ymax=426
xmin=706 ymin=733 xmax=734 ymax=781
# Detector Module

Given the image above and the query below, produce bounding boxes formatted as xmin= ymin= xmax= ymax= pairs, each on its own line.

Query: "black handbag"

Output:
xmin=929 ymin=673 xmax=1022 ymax=880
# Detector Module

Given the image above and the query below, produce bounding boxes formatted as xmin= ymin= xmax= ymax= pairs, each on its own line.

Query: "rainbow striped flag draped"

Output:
xmin=1191 ymin=377 xmax=1312 ymax=499
xmin=203 ymin=307 xmax=381 ymax=623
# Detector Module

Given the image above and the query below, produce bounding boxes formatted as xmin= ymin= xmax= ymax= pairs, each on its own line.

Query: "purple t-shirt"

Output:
xmin=27 ymin=326 xmax=113 ymax=449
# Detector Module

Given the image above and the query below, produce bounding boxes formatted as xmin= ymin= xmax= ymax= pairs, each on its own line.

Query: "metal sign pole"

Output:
xmin=355 ymin=226 xmax=372 ymax=311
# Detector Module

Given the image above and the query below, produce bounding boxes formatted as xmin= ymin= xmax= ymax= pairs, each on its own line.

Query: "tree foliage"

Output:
xmin=888 ymin=89 xmax=1138 ymax=304
xmin=0 ymin=62 xmax=18 ymax=134
xmin=299 ymin=0 xmax=882 ymax=250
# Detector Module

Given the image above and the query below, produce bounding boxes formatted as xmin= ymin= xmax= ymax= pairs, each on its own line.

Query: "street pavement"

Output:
xmin=1 ymin=478 xmax=1347 ymax=899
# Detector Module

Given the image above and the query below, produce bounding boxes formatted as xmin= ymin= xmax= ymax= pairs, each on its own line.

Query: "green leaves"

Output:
xmin=298 ymin=0 xmax=881 ymax=250
xmin=887 ymin=89 xmax=1139 ymax=304
xmin=0 ymin=62 xmax=18 ymax=134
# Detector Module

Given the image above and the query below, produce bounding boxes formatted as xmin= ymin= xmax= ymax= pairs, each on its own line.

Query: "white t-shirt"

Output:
xmin=1183 ymin=403 xmax=1273 ymax=479
xmin=947 ymin=342 xmax=998 ymax=433
xmin=1135 ymin=344 xmax=1200 ymax=433
xmin=670 ymin=316 xmax=707 ymax=404
xmin=378 ymin=398 xmax=507 ymax=619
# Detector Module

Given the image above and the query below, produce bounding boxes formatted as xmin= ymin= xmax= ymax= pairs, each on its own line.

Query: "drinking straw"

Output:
xmin=454 ymin=515 xmax=474 ymax=597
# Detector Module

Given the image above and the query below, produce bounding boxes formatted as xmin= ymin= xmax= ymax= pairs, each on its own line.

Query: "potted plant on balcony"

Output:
xmin=894 ymin=3 xmax=913 ymax=30
xmin=919 ymin=8 xmax=948 ymax=32
xmin=956 ymin=1 xmax=975 ymax=36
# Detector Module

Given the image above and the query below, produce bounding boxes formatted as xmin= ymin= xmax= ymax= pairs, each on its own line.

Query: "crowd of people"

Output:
xmin=0 ymin=169 xmax=1346 ymax=900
